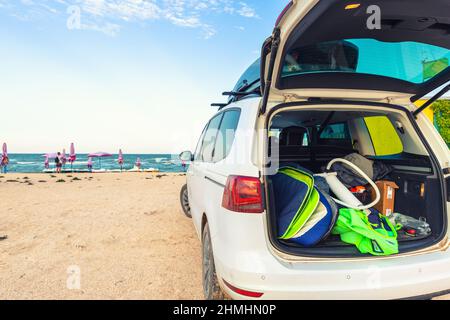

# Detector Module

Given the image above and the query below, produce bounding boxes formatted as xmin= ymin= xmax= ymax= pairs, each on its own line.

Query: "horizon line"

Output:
xmin=6 ymin=152 xmax=181 ymax=155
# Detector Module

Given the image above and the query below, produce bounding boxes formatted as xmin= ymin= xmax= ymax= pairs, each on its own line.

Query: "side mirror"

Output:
xmin=179 ymin=151 xmax=193 ymax=162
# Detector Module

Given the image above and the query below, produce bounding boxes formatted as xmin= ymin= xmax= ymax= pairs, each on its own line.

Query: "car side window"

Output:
xmin=198 ymin=113 xmax=223 ymax=163
xmin=364 ymin=116 xmax=404 ymax=156
xmin=193 ymin=125 xmax=208 ymax=161
xmin=320 ymin=123 xmax=350 ymax=140
xmin=213 ymin=110 xmax=241 ymax=162
xmin=318 ymin=122 xmax=352 ymax=148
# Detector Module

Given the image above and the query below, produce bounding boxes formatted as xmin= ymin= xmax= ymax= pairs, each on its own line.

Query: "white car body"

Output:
xmin=184 ymin=0 xmax=450 ymax=300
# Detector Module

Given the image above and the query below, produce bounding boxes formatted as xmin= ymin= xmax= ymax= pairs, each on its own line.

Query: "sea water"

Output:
xmin=3 ymin=154 xmax=185 ymax=173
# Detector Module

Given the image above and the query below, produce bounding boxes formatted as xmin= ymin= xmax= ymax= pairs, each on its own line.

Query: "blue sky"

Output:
xmin=0 ymin=0 xmax=289 ymax=153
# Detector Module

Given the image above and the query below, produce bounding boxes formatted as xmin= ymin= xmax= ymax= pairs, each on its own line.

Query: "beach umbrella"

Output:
xmin=87 ymin=157 xmax=93 ymax=172
xmin=61 ymin=149 xmax=67 ymax=167
xmin=118 ymin=149 xmax=124 ymax=171
xmin=69 ymin=143 xmax=76 ymax=171
xmin=1 ymin=143 xmax=7 ymax=172
xmin=42 ymin=153 xmax=58 ymax=171
xmin=44 ymin=156 xmax=49 ymax=170
xmin=88 ymin=152 xmax=113 ymax=170
xmin=43 ymin=153 xmax=58 ymax=159
xmin=2 ymin=143 xmax=7 ymax=157
xmin=135 ymin=157 xmax=142 ymax=171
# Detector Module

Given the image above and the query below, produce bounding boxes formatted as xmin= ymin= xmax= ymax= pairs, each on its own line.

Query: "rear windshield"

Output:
xmin=233 ymin=58 xmax=260 ymax=92
xmin=282 ymin=39 xmax=450 ymax=84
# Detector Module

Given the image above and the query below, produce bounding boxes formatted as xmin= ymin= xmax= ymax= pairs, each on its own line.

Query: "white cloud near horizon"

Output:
xmin=1 ymin=0 xmax=258 ymax=38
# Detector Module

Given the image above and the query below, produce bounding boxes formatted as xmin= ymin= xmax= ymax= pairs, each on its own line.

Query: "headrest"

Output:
xmin=279 ymin=126 xmax=308 ymax=146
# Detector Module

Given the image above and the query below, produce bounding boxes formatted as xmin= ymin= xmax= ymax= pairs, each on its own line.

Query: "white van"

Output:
xmin=180 ymin=0 xmax=450 ymax=300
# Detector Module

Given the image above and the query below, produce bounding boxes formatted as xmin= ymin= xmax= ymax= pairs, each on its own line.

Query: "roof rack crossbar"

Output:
xmin=211 ymin=103 xmax=228 ymax=110
xmin=222 ymin=91 xmax=251 ymax=97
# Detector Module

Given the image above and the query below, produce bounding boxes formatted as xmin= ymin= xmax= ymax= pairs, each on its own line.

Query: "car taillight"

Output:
xmin=275 ymin=1 xmax=294 ymax=26
xmin=222 ymin=176 xmax=264 ymax=214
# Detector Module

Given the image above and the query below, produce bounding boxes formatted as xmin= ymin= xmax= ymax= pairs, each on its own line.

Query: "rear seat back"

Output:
xmin=273 ymin=126 xmax=356 ymax=172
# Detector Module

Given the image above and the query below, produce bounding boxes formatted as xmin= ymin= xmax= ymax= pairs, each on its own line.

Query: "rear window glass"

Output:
xmin=233 ymin=58 xmax=260 ymax=92
xmin=320 ymin=123 xmax=350 ymax=140
xmin=282 ymin=39 xmax=450 ymax=84
xmin=365 ymin=116 xmax=404 ymax=156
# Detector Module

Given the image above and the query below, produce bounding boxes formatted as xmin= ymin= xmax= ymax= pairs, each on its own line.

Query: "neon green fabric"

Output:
xmin=279 ymin=167 xmax=320 ymax=239
xmin=332 ymin=209 xmax=399 ymax=256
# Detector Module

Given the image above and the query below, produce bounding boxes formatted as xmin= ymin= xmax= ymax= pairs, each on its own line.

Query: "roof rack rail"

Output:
xmin=222 ymin=91 xmax=250 ymax=97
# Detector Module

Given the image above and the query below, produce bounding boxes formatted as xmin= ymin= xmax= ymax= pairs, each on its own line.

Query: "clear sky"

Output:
xmin=0 ymin=0 xmax=289 ymax=154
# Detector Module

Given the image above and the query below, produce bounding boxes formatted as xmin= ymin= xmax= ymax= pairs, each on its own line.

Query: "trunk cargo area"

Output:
xmin=264 ymin=105 xmax=447 ymax=258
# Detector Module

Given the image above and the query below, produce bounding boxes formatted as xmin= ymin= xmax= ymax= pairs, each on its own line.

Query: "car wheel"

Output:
xmin=180 ymin=184 xmax=192 ymax=218
xmin=202 ymin=222 xmax=225 ymax=300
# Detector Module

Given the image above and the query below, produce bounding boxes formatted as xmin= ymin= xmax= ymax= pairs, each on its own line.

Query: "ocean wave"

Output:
xmin=72 ymin=161 xmax=89 ymax=165
xmin=5 ymin=154 xmax=185 ymax=173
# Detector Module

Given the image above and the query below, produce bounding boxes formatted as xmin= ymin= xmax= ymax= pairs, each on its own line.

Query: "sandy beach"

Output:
xmin=1 ymin=172 xmax=449 ymax=300
xmin=0 ymin=173 xmax=203 ymax=300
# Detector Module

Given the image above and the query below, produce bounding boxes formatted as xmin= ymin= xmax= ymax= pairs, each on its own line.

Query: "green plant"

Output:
xmin=432 ymin=100 xmax=450 ymax=145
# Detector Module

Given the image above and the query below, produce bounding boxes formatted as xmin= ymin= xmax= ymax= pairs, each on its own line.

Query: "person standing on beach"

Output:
xmin=87 ymin=157 xmax=93 ymax=172
xmin=1 ymin=155 xmax=9 ymax=173
xmin=55 ymin=152 xmax=62 ymax=174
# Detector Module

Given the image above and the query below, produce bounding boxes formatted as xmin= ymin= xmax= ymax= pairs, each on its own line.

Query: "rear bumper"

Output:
xmin=210 ymin=208 xmax=450 ymax=300
xmin=215 ymin=248 xmax=450 ymax=300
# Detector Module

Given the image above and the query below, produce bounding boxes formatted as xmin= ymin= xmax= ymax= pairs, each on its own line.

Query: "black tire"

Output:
xmin=180 ymin=184 xmax=192 ymax=218
xmin=202 ymin=223 xmax=226 ymax=300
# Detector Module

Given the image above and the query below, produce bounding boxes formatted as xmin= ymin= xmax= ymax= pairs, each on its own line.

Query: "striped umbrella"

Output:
xmin=135 ymin=157 xmax=142 ymax=171
xmin=88 ymin=152 xmax=113 ymax=170
xmin=87 ymin=157 xmax=93 ymax=172
xmin=44 ymin=156 xmax=49 ymax=170
xmin=1 ymin=143 xmax=7 ymax=173
xmin=61 ymin=149 xmax=67 ymax=167
xmin=2 ymin=143 xmax=7 ymax=157
xmin=69 ymin=143 xmax=76 ymax=171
